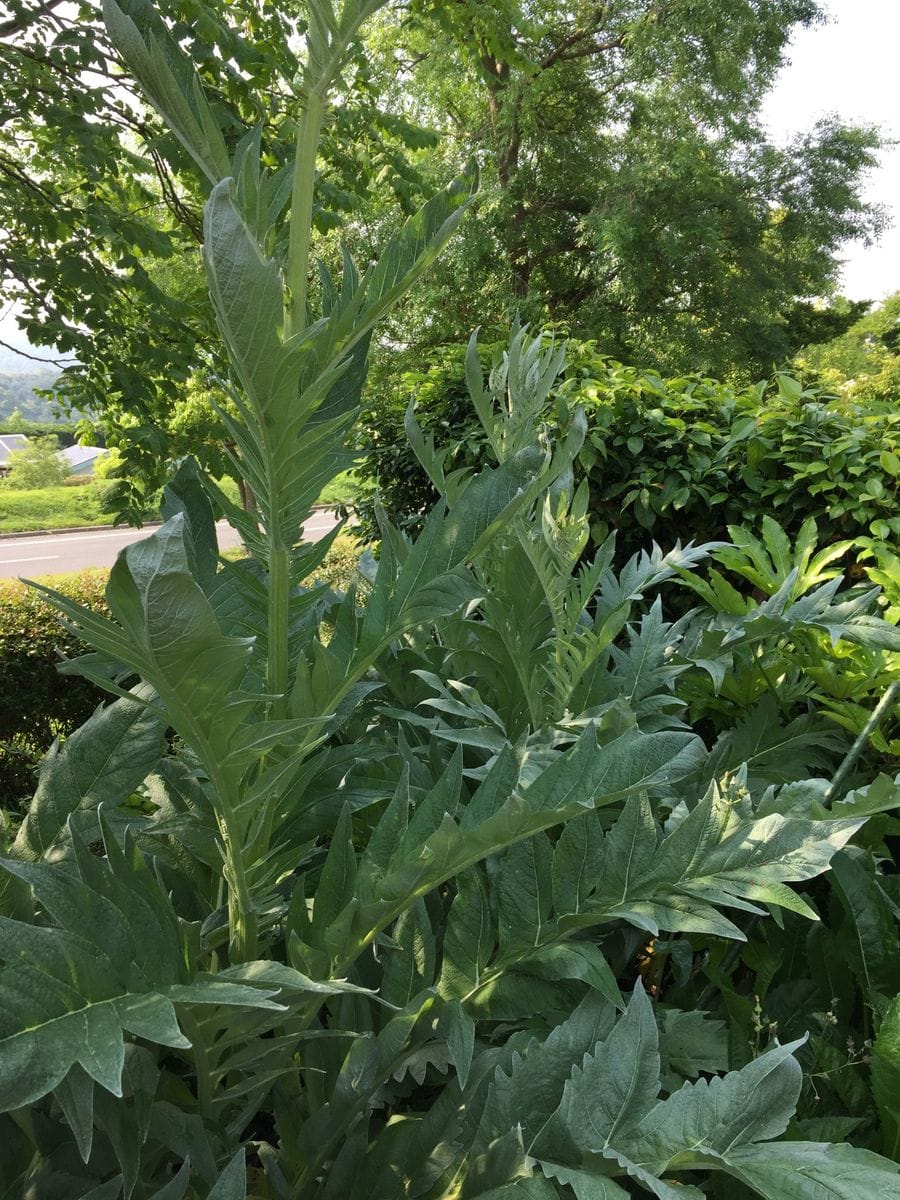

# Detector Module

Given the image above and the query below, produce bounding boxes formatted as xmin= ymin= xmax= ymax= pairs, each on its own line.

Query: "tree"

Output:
xmin=367 ymin=0 xmax=885 ymax=377
xmin=0 ymin=0 xmax=436 ymax=517
xmin=3 ymin=435 xmax=69 ymax=489
xmin=0 ymin=0 xmax=888 ymax=508
xmin=795 ymin=291 xmax=900 ymax=404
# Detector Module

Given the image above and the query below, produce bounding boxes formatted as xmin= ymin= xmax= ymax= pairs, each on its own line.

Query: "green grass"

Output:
xmin=0 ymin=482 xmax=112 ymax=532
xmin=0 ymin=473 xmax=359 ymax=533
xmin=315 ymin=469 xmax=361 ymax=506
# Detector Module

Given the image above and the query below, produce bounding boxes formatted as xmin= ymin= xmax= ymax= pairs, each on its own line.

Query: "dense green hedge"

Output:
xmin=357 ymin=338 xmax=900 ymax=560
xmin=0 ymin=539 xmax=363 ymax=807
xmin=0 ymin=571 xmax=108 ymax=805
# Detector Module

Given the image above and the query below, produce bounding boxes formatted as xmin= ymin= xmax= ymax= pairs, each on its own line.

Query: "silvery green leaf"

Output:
xmin=103 ymin=0 xmax=231 ymax=184
xmin=207 ymin=1150 xmax=246 ymax=1200
xmin=538 ymin=1164 xmax=630 ymax=1200
xmin=479 ymin=992 xmax=616 ymax=1153
xmin=723 ymin=1142 xmax=900 ymax=1198
xmin=11 ymin=685 xmax=165 ymax=862
xmin=555 ymin=982 xmax=659 ymax=1154
xmin=620 ymin=1038 xmax=804 ymax=1173
xmin=0 ymin=824 xmax=284 ymax=1113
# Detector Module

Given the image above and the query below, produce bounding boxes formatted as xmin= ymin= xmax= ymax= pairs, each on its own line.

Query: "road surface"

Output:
xmin=0 ymin=511 xmax=340 ymax=579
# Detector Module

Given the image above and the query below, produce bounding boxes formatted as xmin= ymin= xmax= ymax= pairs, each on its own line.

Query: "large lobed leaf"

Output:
xmin=474 ymin=983 xmax=900 ymax=1199
xmin=0 ymin=819 xmax=358 ymax=1114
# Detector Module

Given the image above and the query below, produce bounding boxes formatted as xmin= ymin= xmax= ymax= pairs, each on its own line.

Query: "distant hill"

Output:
xmin=0 ymin=367 xmax=66 ymax=422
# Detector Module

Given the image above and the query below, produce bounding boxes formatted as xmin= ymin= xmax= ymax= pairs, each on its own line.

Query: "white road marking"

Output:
xmin=0 ymin=554 xmax=59 ymax=564
xmin=0 ymin=529 xmax=150 ymax=549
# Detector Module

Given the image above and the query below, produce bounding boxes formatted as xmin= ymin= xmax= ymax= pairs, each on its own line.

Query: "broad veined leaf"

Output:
xmin=497 ymin=834 xmax=553 ymax=955
xmin=11 ymin=684 xmax=166 ymax=862
xmin=617 ymin=1035 xmax=803 ymax=1172
xmin=581 ymin=788 xmax=862 ymax=939
xmin=479 ymin=992 xmax=617 ymax=1153
xmin=33 ymin=517 xmax=254 ymax=770
xmin=349 ymin=727 xmax=704 ymax=963
xmin=0 ymin=821 xmax=292 ymax=1112
xmin=554 ymin=981 xmax=660 ymax=1154
xmin=478 ymin=986 xmax=900 ymax=1199
xmin=521 ymin=726 xmax=705 ymax=814
xmin=161 ymin=458 xmax=220 ymax=592
xmin=438 ymin=869 xmax=493 ymax=1000
xmin=723 ymin=1142 xmax=900 ymax=1199
xmin=381 ymin=899 xmax=437 ymax=1007
xmin=440 ymin=769 xmax=849 ymax=1020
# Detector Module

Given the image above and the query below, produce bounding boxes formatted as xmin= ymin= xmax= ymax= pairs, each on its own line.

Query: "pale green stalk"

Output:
xmin=826 ymin=678 xmax=900 ymax=802
xmin=284 ymin=90 xmax=325 ymax=340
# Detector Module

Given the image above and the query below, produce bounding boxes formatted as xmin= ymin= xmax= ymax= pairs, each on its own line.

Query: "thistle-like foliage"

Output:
xmin=3 ymin=2 xmax=900 ymax=1197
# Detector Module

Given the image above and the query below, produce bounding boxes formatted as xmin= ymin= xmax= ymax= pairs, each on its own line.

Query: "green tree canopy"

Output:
xmin=0 ymin=0 xmax=889 ymax=516
xmin=0 ymin=0 xmax=434 ymax=516
xmin=367 ymin=0 xmax=885 ymax=377
xmin=795 ymin=291 xmax=900 ymax=404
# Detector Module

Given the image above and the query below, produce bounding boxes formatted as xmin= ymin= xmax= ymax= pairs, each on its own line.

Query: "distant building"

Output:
xmin=0 ymin=436 xmax=106 ymax=478
xmin=0 ymin=433 xmax=28 ymax=476
xmin=60 ymin=445 xmax=106 ymax=476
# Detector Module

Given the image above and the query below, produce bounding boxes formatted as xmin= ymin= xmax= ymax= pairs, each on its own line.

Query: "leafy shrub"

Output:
xmin=0 ymin=571 xmax=107 ymax=807
xmin=2 ymin=433 xmax=70 ymax=489
xmin=357 ymin=337 xmax=900 ymax=558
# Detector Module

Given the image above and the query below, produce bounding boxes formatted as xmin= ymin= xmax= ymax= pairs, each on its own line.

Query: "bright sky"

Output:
xmin=760 ymin=0 xmax=900 ymax=302
xmin=1 ymin=0 xmax=898 ymax=361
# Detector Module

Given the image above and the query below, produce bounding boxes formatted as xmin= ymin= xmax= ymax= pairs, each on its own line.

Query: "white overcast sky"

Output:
xmin=1 ymin=0 xmax=898 ymax=360
xmin=760 ymin=0 xmax=900 ymax=303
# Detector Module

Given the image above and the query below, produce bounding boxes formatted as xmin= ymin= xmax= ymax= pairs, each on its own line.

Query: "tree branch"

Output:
xmin=540 ymin=29 xmax=626 ymax=71
xmin=0 ymin=0 xmax=67 ymax=39
xmin=0 ymin=336 xmax=75 ymax=369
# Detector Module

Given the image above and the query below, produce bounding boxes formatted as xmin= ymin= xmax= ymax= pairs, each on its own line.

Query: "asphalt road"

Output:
xmin=0 ymin=511 xmax=340 ymax=579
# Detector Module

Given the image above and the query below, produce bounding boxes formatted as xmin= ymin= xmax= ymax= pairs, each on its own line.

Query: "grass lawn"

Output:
xmin=0 ymin=472 xmax=359 ymax=534
xmin=0 ymin=483 xmax=111 ymax=532
xmin=316 ymin=469 xmax=360 ymax=506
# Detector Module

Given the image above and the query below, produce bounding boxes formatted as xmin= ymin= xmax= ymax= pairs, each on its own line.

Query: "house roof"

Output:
xmin=0 ymin=434 xmax=28 ymax=465
xmin=60 ymin=445 xmax=105 ymax=468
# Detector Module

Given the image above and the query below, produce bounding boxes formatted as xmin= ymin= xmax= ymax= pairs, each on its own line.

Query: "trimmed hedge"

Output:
xmin=356 ymin=338 xmax=900 ymax=560
xmin=0 ymin=539 xmax=363 ymax=808
xmin=0 ymin=571 xmax=108 ymax=806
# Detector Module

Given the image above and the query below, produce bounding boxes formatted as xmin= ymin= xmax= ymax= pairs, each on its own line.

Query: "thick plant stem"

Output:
xmin=225 ymin=823 xmax=258 ymax=963
xmin=205 ymin=756 xmax=258 ymax=962
xmin=268 ymin=544 xmax=290 ymax=722
xmin=285 ymin=90 xmax=325 ymax=338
